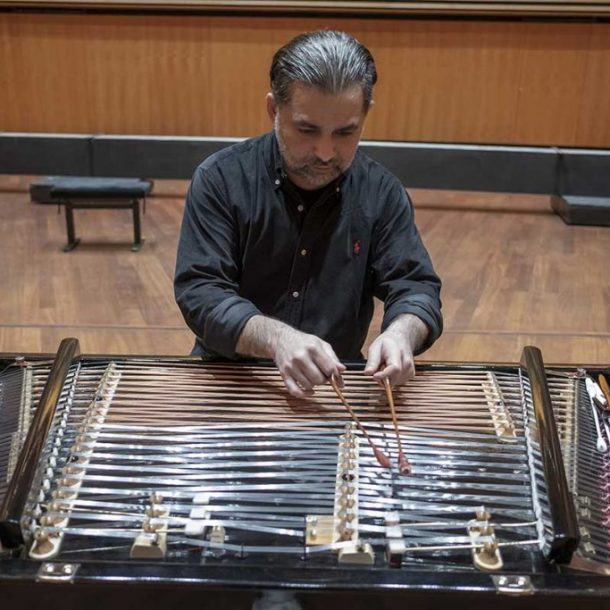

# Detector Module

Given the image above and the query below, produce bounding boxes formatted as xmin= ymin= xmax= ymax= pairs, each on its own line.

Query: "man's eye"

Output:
xmin=298 ymin=128 xmax=315 ymax=134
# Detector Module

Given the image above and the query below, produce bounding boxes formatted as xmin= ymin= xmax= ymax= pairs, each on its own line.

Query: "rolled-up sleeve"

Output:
xmin=174 ymin=164 xmax=261 ymax=358
xmin=371 ymin=180 xmax=443 ymax=354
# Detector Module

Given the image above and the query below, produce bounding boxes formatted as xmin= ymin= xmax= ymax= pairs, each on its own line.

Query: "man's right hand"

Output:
xmin=236 ymin=315 xmax=345 ymax=398
xmin=273 ymin=327 xmax=345 ymax=398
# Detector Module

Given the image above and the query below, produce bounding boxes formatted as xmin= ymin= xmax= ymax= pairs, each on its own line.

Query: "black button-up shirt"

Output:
xmin=174 ymin=132 xmax=442 ymax=360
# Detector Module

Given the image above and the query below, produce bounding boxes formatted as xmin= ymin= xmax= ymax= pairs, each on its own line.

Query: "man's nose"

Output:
xmin=315 ymin=136 xmax=335 ymax=163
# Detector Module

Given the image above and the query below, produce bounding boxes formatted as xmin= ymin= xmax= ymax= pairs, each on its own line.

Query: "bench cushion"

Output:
xmin=49 ymin=177 xmax=152 ymax=199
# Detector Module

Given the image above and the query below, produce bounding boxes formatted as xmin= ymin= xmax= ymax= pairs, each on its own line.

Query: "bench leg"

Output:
xmin=63 ymin=202 xmax=81 ymax=252
xmin=131 ymin=199 xmax=144 ymax=252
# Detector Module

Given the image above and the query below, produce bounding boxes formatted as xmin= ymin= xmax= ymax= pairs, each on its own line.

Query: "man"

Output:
xmin=175 ymin=30 xmax=442 ymax=398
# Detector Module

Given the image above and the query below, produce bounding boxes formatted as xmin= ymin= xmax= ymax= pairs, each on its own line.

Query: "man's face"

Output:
xmin=268 ymin=82 xmax=369 ymax=190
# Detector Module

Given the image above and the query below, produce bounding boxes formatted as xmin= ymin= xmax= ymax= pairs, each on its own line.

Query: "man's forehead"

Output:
xmin=286 ymin=82 xmax=365 ymax=107
xmin=291 ymin=112 xmax=360 ymax=129
xmin=282 ymin=82 xmax=367 ymax=123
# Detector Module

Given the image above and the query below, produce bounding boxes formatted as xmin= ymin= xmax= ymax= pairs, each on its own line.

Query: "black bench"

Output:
xmin=31 ymin=177 xmax=153 ymax=252
xmin=551 ymin=195 xmax=610 ymax=227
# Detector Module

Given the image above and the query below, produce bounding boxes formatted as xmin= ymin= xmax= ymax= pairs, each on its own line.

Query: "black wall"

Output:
xmin=1 ymin=133 xmax=608 ymax=196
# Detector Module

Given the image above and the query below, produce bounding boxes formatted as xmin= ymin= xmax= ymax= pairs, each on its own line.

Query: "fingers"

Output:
xmin=278 ymin=329 xmax=415 ymax=398
xmin=364 ymin=337 xmax=398 ymax=380
xmin=363 ymin=341 xmax=381 ymax=377
xmin=286 ymin=352 xmax=333 ymax=390
xmin=321 ymin=342 xmax=346 ymax=373
xmin=372 ymin=339 xmax=402 ymax=384
xmin=321 ymin=343 xmax=346 ymax=387
xmin=282 ymin=373 xmax=314 ymax=399
xmin=375 ymin=358 xmax=415 ymax=386
xmin=365 ymin=335 xmax=416 ymax=387
xmin=276 ymin=333 xmax=344 ymax=398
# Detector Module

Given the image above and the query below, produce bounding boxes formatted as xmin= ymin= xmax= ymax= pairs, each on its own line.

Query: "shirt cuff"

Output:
xmin=203 ymin=297 xmax=262 ymax=359
xmin=382 ymin=300 xmax=443 ymax=355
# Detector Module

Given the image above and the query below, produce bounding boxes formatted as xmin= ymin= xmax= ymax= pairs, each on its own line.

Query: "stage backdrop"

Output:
xmin=1 ymin=13 xmax=609 ymax=147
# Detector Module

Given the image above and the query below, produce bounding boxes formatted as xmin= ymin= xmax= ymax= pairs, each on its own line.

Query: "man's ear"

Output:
xmin=266 ymin=92 xmax=278 ymax=122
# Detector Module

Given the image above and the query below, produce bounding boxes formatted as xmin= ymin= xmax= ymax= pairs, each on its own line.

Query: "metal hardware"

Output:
xmin=492 ymin=575 xmax=534 ymax=596
xmin=482 ymin=372 xmax=517 ymax=442
xmin=36 ymin=562 xmax=79 ymax=583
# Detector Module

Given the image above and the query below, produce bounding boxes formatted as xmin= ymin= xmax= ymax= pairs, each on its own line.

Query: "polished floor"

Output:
xmin=1 ymin=175 xmax=609 ymax=366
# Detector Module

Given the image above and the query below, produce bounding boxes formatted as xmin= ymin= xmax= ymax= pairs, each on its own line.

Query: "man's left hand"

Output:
xmin=363 ymin=314 xmax=428 ymax=386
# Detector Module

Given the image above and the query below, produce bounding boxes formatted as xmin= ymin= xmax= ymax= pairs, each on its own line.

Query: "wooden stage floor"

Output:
xmin=1 ymin=176 xmax=608 ymax=366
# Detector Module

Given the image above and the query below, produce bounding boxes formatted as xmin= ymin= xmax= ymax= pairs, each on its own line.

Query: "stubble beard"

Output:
xmin=274 ymin=116 xmax=345 ymax=190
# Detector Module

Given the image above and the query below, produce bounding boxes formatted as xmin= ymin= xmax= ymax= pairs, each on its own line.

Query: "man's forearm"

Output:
xmin=235 ymin=314 xmax=294 ymax=359
xmin=384 ymin=314 xmax=429 ymax=354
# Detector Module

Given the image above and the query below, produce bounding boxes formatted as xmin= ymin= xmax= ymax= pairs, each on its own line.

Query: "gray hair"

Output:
xmin=270 ymin=30 xmax=377 ymax=111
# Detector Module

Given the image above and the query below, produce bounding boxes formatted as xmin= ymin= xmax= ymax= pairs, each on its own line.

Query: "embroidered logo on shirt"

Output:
xmin=353 ymin=240 xmax=361 ymax=256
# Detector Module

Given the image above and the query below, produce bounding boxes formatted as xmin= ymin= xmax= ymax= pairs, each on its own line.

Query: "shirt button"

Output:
xmin=292 ymin=291 xmax=300 ymax=298
xmin=297 ymin=204 xmax=304 ymax=212
xmin=300 ymin=249 xmax=307 ymax=256
xmin=275 ymin=179 xmax=280 ymax=185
